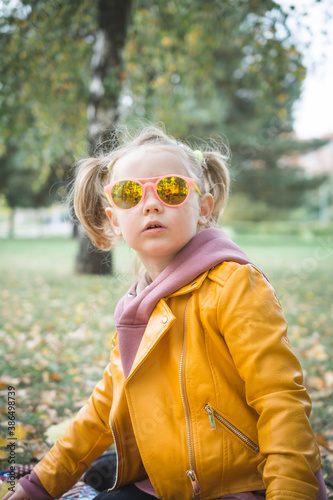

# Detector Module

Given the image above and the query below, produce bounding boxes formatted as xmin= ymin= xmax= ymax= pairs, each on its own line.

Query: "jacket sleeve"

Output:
xmin=218 ymin=264 xmax=322 ymax=500
xmin=33 ymin=363 xmax=114 ymax=499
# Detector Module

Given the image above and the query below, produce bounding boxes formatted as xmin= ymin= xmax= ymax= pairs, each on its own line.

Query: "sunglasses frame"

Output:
xmin=104 ymin=174 xmax=201 ymax=211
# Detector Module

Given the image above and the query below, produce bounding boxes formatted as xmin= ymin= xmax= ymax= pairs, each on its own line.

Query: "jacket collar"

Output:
xmin=126 ymin=299 xmax=176 ymax=380
xmin=167 ymin=269 xmax=210 ymax=298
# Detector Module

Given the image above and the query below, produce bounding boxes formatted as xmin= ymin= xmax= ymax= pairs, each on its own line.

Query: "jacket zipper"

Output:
xmin=179 ymin=298 xmax=201 ymax=497
xmin=107 ymin=363 xmax=120 ymax=492
xmin=204 ymin=404 xmax=259 ymax=453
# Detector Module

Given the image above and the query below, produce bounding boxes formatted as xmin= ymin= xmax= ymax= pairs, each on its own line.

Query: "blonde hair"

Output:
xmin=72 ymin=125 xmax=230 ymax=250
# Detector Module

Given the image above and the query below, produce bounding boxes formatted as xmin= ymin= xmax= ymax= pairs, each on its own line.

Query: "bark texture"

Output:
xmin=76 ymin=0 xmax=132 ymax=274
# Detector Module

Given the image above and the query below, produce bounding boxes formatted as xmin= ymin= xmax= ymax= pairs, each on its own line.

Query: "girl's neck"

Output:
xmin=137 ymin=227 xmax=207 ymax=281
xmin=138 ymin=254 xmax=171 ymax=281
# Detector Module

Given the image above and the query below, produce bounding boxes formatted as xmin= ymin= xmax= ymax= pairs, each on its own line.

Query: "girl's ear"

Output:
xmin=198 ymin=193 xmax=214 ymax=225
xmin=105 ymin=207 xmax=123 ymax=236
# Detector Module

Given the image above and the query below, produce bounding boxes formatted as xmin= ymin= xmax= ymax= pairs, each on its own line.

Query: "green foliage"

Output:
xmin=223 ymin=192 xmax=290 ymax=223
xmin=0 ymin=0 xmax=328 ymax=211
xmin=0 ymin=0 xmax=94 ymax=207
xmin=122 ymin=0 xmax=304 ymax=135
xmin=121 ymin=0 xmax=327 ymax=207
xmin=1 ymin=10 xmax=90 ymax=143
xmin=234 ymin=167 xmax=328 ymax=209
xmin=0 ymin=143 xmax=67 ymax=209
xmin=232 ymin=136 xmax=329 ymax=208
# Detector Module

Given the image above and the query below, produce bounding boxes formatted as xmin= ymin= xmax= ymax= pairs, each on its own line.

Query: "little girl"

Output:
xmin=5 ymin=126 xmax=326 ymax=500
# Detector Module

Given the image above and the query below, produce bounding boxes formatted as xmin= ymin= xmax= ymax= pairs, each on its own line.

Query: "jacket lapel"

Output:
xmin=126 ymin=299 xmax=176 ymax=381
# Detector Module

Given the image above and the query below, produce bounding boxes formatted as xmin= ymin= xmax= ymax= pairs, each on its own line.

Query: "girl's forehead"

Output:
xmin=112 ymin=146 xmax=190 ymax=180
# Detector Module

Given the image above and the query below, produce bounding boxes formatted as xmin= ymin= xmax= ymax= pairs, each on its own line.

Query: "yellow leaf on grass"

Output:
xmin=75 ymin=314 xmax=83 ymax=324
xmin=307 ymin=376 xmax=324 ymax=391
xmin=315 ymin=433 xmax=330 ymax=448
xmin=161 ymin=36 xmax=172 ymax=48
xmin=0 ymin=449 xmax=8 ymax=459
xmin=297 ymin=314 xmax=306 ymax=326
xmin=13 ymin=425 xmax=27 ymax=441
xmin=0 ymin=436 xmax=7 ymax=447
xmin=303 ymin=343 xmax=328 ymax=361
xmin=45 ymin=418 xmax=74 ymax=445
xmin=324 ymin=371 xmax=333 ymax=388
xmin=33 ymin=442 xmax=50 ymax=461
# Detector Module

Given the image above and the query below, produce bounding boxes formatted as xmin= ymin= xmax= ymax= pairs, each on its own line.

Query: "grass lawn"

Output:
xmin=0 ymin=234 xmax=332 ymax=493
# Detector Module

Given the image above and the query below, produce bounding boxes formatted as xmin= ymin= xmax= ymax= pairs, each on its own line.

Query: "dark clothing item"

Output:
xmin=93 ymin=484 xmax=155 ymax=500
xmin=84 ymin=451 xmax=117 ymax=492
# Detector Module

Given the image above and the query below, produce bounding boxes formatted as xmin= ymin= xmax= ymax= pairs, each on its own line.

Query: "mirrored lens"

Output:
xmin=111 ymin=180 xmax=143 ymax=209
xmin=157 ymin=176 xmax=189 ymax=206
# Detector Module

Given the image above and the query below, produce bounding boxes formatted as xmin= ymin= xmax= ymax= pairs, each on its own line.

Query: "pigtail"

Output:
xmin=73 ymin=157 xmax=114 ymax=250
xmin=201 ymin=151 xmax=230 ymax=225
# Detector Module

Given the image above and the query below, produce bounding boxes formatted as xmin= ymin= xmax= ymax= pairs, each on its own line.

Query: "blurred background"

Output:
xmin=0 ymin=0 xmax=332 ymax=494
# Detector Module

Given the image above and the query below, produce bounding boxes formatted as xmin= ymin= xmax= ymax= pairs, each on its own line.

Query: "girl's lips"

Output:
xmin=143 ymin=226 xmax=166 ymax=234
xmin=143 ymin=221 xmax=166 ymax=232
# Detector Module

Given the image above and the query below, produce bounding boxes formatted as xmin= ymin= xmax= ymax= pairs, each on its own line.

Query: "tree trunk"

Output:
xmin=75 ymin=227 xmax=113 ymax=274
xmin=72 ymin=221 xmax=79 ymax=238
xmin=8 ymin=207 xmax=15 ymax=238
xmin=76 ymin=0 xmax=132 ymax=274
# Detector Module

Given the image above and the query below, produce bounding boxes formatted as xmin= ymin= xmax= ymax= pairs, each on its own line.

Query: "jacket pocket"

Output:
xmin=204 ymin=404 xmax=260 ymax=454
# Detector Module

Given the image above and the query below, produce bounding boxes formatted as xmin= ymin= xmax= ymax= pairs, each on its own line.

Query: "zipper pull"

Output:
xmin=205 ymin=404 xmax=216 ymax=430
xmin=186 ymin=469 xmax=201 ymax=496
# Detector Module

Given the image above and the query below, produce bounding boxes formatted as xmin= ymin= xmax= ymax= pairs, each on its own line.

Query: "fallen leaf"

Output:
xmin=44 ymin=418 xmax=74 ymax=445
xmin=24 ymin=424 xmax=37 ymax=433
xmin=324 ymin=371 xmax=333 ymax=388
xmin=33 ymin=442 xmax=50 ymax=460
xmin=306 ymin=376 xmax=325 ymax=391
xmin=13 ymin=425 xmax=27 ymax=441
xmin=297 ymin=314 xmax=306 ymax=326
xmin=315 ymin=433 xmax=330 ymax=448
xmin=0 ymin=375 xmax=20 ymax=387
xmin=302 ymin=343 xmax=328 ymax=361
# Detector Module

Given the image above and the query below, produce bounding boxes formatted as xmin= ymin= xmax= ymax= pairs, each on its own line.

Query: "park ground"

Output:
xmin=0 ymin=233 xmax=332 ymax=495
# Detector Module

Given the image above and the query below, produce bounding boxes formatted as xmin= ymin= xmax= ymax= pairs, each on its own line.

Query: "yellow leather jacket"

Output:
xmin=35 ymin=262 xmax=321 ymax=500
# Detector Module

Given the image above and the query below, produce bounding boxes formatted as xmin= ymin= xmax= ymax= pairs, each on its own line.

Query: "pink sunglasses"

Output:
xmin=104 ymin=174 xmax=201 ymax=211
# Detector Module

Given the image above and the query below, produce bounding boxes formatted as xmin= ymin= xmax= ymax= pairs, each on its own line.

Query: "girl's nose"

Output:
xmin=142 ymin=186 xmax=163 ymax=213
